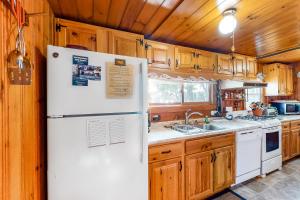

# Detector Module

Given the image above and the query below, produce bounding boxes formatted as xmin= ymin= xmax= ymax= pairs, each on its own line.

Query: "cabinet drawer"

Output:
xmin=291 ymin=120 xmax=300 ymax=130
xmin=149 ymin=142 xmax=183 ymax=162
xmin=281 ymin=122 xmax=290 ymax=132
xmin=185 ymin=133 xmax=234 ymax=155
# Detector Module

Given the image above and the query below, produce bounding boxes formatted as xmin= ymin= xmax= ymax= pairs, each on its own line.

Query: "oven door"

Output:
xmin=262 ymin=126 xmax=282 ymax=161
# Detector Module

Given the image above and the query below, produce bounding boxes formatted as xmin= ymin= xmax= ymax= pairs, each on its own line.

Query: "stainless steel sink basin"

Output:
xmin=169 ymin=123 xmax=226 ymax=134
xmin=195 ymin=124 xmax=224 ymax=131
xmin=171 ymin=124 xmax=204 ymax=134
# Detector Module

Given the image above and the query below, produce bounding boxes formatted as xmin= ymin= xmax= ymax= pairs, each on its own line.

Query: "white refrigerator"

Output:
xmin=47 ymin=45 xmax=148 ymax=200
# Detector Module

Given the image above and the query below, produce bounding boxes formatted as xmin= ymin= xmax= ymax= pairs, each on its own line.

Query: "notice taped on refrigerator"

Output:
xmin=72 ymin=55 xmax=102 ymax=86
xmin=106 ymin=63 xmax=133 ymax=98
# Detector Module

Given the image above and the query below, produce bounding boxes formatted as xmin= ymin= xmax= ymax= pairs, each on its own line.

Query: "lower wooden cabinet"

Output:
xmin=282 ymin=131 xmax=290 ymax=161
xmin=282 ymin=120 xmax=300 ymax=162
xmin=149 ymin=157 xmax=183 ymax=200
xmin=185 ymin=151 xmax=214 ymax=200
xmin=213 ymin=146 xmax=235 ymax=192
xmin=149 ymin=133 xmax=235 ymax=200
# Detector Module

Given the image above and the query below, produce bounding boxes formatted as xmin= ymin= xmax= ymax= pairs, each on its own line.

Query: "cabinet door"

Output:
xmin=146 ymin=40 xmax=174 ymax=70
xmin=185 ymin=151 xmax=214 ymax=200
xmin=55 ymin=20 xmax=108 ymax=52
xmin=298 ymin=131 xmax=300 ymax=155
xmin=175 ymin=46 xmax=197 ymax=72
xmin=286 ymin=66 xmax=294 ymax=95
xmin=290 ymin=130 xmax=299 ymax=158
xmin=197 ymin=50 xmax=216 ymax=72
xmin=213 ymin=146 xmax=235 ymax=192
xmin=278 ymin=65 xmax=287 ymax=95
xmin=217 ymin=54 xmax=233 ymax=75
xmin=282 ymin=132 xmax=290 ymax=161
xmin=234 ymin=55 xmax=246 ymax=77
xmin=246 ymin=57 xmax=257 ymax=78
xmin=109 ymin=30 xmax=145 ymax=58
xmin=149 ymin=158 xmax=183 ymax=200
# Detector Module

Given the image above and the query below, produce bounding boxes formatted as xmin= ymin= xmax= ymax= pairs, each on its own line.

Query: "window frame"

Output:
xmin=182 ymin=82 xmax=213 ymax=104
xmin=148 ymin=78 xmax=214 ymax=106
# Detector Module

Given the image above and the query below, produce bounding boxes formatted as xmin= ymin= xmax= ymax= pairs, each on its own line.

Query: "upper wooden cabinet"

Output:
xmin=197 ymin=50 xmax=217 ymax=72
xmin=174 ymin=46 xmax=198 ymax=72
xmin=217 ymin=54 xmax=233 ymax=75
xmin=108 ymin=30 xmax=145 ymax=58
xmin=233 ymin=54 xmax=246 ymax=77
xmin=246 ymin=57 xmax=257 ymax=78
xmin=55 ymin=19 xmax=108 ymax=52
xmin=286 ymin=66 xmax=294 ymax=95
xmin=145 ymin=40 xmax=175 ymax=70
xmin=263 ymin=63 xmax=293 ymax=96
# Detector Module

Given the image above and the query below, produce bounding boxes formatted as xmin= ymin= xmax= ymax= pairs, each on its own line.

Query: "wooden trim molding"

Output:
xmin=150 ymin=103 xmax=216 ymax=122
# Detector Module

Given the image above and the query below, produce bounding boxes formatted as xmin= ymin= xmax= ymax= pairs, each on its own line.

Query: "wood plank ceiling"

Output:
xmin=48 ymin=0 xmax=300 ymax=57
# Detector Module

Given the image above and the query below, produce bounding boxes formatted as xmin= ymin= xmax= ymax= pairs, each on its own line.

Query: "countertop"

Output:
xmin=148 ymin=119 xmax=262 ymax=145
xmin=277 ymin=115 xmax=300 ymax=122
xmin=148 ymin=115 xmax=300 ymax=145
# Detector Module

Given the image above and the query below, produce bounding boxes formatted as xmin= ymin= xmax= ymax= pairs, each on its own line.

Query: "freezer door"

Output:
xmin=47 ymin=45 xmax=148 ymax=116
xmin=47 ymin=114 xmax=148 ymax=200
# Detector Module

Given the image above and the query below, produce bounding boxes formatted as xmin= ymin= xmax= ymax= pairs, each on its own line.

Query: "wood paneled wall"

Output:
xmin=0 ymin=1 xmax=54 ymax=200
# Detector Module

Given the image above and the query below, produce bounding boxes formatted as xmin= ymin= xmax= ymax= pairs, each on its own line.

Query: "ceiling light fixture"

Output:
xmin=219 ymin=8 xmax=237 ymax=35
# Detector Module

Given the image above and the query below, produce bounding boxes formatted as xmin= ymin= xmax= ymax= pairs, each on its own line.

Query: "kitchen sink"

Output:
xmin=194 ymin=124 xmax=224 ymax=131
xmin=171 ymin=124 xmax=204 ymax=134
xmin=170 ymin=124 xmax=225 ymax=134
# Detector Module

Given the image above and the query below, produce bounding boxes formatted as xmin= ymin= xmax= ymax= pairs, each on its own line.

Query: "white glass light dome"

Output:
xmin=218 ymin=9 xmax=237 ymax=34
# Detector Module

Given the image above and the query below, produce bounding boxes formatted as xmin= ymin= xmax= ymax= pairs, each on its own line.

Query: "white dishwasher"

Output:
xmin=236 ymin=128 xmax=262 ymax=184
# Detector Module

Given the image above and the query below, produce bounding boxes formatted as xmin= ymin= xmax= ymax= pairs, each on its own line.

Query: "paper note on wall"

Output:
xmin=106 ymin=63 xmax=133 ymax=98
xmin=87 ymin=119 xmax=106 ymax=147
xmin=109 ymin=117 xmax=125 ymax=144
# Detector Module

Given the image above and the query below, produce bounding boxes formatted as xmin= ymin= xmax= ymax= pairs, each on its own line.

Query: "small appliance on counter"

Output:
xmin=271 ymin=100 xmax=300 ymax=115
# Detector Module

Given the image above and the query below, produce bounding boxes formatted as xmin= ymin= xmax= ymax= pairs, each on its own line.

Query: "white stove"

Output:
xmin=236 ymin=115 xmax=282 ymax=177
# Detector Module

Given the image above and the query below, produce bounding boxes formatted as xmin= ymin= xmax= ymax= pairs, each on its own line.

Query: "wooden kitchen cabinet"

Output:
xmin=286 ymin=66 xmax=294 ymax=95
xmin=108 ymin=30 xmax=145 ymax=58
xmin=246 ymin=57 xmax=257 ymax=78
xmin=184 ymin=133 xmax=235 ymax=200
xmin=145 ymin=40 xmax=175 ymax=70
xmin=185 ymin=151 xmax=214 ymax=200
xmin=290 ymin=129 xmax=299 ymax=158
xmin=55 ymin=19 xmax=108 ymax=52
xmin=282 ymin=132 xmax=290 ymax=161
xmin=174 ymin=46 xmax=198 ymax=72
xmin=213 ymin=146 xmax=235 ymax=192
xmin=233 ymin=54 xmax=246 ymax=77
xmin=197 ymin=50 xmax=217 ymax=72
xmin=217 ymin=54 xmax=233 ymax=75
xmin=149 ymin=157 xmax=183 ymax=200
xmin=264 ymin=63 xmax=293 ymax=96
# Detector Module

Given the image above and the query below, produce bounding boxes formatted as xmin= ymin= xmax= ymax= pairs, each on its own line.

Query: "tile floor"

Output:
xmin=230 ymin=157 xmax=300 ymax=200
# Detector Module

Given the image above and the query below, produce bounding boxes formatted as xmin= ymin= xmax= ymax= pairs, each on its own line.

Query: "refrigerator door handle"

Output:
xmin=139 ymin=62 xmax=145 ymax=163
xmin=139 ymin=114 xmax=145 ymax=163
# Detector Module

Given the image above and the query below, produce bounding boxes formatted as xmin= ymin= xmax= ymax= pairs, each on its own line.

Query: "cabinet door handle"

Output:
xmin=161 ymin=150 xmax=171 ymax=154
xmin=211 ymin=153 xmax=214 ymax=163
xmin=179 ymin=161 xmax=182 ymax=172
xmin=175 ymin=59 xmax=179 ymax=68
xmin=71 ymin=31 xmax=78 ymax=36
xmin=168 ymin=58 xmax=171 ymax=66
xmin=228 ymin=152 xmax=231 ymax=169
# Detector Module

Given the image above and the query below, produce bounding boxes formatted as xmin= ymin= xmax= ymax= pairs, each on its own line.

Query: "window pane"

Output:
xmin=148 ymin=79 xmax=182 ymax=104
xmin=183 ymin=82 xmax=210 ymax=103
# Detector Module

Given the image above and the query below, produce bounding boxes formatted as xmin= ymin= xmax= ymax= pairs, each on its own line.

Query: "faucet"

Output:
xmin=185 ymin=109 xmax=203 ymax=124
